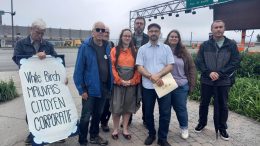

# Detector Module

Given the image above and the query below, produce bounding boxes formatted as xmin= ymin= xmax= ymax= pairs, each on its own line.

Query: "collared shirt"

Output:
xmin=30 ymin=36 xmax=42 ymax=53
xmin=136 ymin=41 xmax=175 ymax=89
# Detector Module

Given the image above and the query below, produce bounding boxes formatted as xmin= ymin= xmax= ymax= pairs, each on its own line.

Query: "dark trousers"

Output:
xmin=100 ymin=98 xmax=111 ymax=126
xmin=78 ymin=96 xmax=106 ymax=143
xmin=143 ymin=88 xmax=171 ymax=140
xmin=199 ymin=83 xmax=230 ymax=130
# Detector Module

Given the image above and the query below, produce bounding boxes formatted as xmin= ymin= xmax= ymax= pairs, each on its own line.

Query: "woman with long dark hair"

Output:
xmin=110 ymin=29 xmax=141 ymax=140
xmin=164 ymin=30 xmax=196 ymax=139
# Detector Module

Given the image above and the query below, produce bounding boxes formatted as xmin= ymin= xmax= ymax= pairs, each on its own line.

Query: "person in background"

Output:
xmin=74 ymin=21 xmax=113 ymax=146
xmin=194 ymin=20 xmax=240 ymax=141
xmin=164 ymin=30 xmax=196 ymax=139
xmin=12 ymin=19 xmax=66 ymax=145
xmin=128 ymin=16 xmax=149 ymax=127
xmin=110 ymin=28 xmax=141 ymax=140
xmin=136 ymin=23 xmax=174 ymax=146
xmin=100 ymin=26 xmax=114 ymax=132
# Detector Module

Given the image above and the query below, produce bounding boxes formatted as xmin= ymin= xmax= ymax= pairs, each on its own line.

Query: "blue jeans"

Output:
xmin=78 ymin=84 xmax=107 ymax=143
xmin=171 ymin=83 xmax=189 ymax=129
xmin=142 ymin=87 xmax=171 ymax=140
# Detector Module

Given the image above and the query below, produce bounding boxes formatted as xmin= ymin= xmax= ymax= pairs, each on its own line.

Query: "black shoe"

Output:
xmin=194 ymin=124 xmax=206 ymax=133
xmin=219 ymin=129 xmax=229 ymax=141
xmin=144 ymin=135 xmax=155 ymax=145
xmin=25 ymin=135 xmax=31 ymax=145
xmin=90 ymin=135 xmax=108 ymax=145
xmin=78 ymin=136 xmax=88 ymax=146
xmin=101 ymin=125 xmax=110 ymax=132
xmin=157 ymin=139 xmax=171 ymax=146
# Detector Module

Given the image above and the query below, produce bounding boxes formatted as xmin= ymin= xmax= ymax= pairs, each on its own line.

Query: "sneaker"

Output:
xmin=90 ymin=135 xmax=108 ymax=145
xmin=101 ymin=125 xmax=110 ymax=132
xmin=181 ymin=129 xmax=189 ymax=139
xmin=219 ymin=129 xmax=229 ymax=141
xmin=144 ymin=135 xmax=155 ymax=145
xmin=157 ymin=139 xmax=171 ymax=146
xmin=25 ymin=136 xmax=32 ymax=145
xmin=194 ymin=124 xmax=206 ymax=133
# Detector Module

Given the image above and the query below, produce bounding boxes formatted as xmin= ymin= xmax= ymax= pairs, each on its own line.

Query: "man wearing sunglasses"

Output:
xmin=74 ymin=21 xmax=113 ymax=146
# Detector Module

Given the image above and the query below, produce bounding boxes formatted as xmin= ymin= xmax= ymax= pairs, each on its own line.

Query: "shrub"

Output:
xmin=237 ymin=53 xmax=260 ymax=79
xmin=0 ymin=79 xmax=18 ymax=102
xmin=189 ymin=77 xmax=260 ymax=122
xmin=228 ymin=77 xmax=260 ymax=121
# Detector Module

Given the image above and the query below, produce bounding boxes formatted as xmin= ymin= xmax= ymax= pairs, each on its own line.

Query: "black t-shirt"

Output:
xmin=92 ymin=40 xmax=109 ymax=83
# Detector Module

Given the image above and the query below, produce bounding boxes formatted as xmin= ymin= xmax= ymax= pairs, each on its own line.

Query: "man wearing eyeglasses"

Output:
xmin=128 ymin=16 xmax=149 ymax=127
xmin=12 ymin=19 xmax=67 ymax=145
xmin=74 ymin=21 xmax=113 ymax=146
xmin=136 ymin=23 xmax=174 ymax=146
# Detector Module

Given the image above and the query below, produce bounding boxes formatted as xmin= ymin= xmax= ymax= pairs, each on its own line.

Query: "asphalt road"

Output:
xmin=1 ymin=45 xmax=259 ymax=72
xmin=0 ymin=48 xmax=78 ymax=72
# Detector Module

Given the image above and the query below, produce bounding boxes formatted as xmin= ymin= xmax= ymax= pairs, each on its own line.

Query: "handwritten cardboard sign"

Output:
xmin=19 ymin=56 xmax=78 ymax=144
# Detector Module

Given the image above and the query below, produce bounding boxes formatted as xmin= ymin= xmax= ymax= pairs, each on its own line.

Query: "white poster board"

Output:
xmin=153 ymin=73 xmax=178 ymax=98
xmin=19 ymin=56 xmax=78 ymax=144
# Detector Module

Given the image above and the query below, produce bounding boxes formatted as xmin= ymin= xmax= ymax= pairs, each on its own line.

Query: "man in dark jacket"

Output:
xmin=12 ymin=19 xmax=64 ymax=145
xmin=133 ymin=16 xmax=149 ymax=49
xmin=99 ymin=26 xmax=114 ymax=132
xmin=73 ymin=21 xmax=113 ymax=146
xmin=129 ymin=16 xmax=149 ymax=127
xmin=194 ymin=20 xmax=240 ymax=141
xmin=13 ymin=19 xmax=57 ymax=66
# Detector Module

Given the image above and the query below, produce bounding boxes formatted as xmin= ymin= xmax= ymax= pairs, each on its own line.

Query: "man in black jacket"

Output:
xmin=128 ymin=16 xmax=149 ymax=127
xmin=194 ymin=20 xmax=240 ymax=141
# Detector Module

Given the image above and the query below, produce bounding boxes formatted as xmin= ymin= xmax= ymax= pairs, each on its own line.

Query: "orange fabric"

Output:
xmin=110 ymin=47 xmax=141 ymax=85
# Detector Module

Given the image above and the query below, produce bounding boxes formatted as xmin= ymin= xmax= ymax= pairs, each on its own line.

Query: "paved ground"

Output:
xmin=0 ymin=68 xmax=259 ymax=146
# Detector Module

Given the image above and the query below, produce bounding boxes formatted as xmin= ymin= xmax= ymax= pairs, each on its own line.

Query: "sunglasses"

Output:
xmin=95 ymin=28 xmax=106 ymax=33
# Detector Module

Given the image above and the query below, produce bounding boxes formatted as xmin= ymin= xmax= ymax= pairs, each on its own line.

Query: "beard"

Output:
xmin=150 ymin=35 xmax=158 ymax=41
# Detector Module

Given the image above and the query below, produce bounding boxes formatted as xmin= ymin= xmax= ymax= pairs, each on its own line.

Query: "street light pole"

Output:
xmin=11 ymin=0 xmax=14 ymax=48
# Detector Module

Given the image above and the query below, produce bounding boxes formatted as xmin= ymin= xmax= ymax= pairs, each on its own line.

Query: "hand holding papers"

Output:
xmin=153 ymin=73 xmax=178 ymax=98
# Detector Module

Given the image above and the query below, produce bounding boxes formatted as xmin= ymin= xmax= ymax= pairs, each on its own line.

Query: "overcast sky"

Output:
xmin=1 ymin=0 xmax=259 ymax=42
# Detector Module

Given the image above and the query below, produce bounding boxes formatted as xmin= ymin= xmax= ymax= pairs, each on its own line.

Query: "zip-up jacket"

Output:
xmin=195 ymin=37 xmax=240 ymax=86
xmin=73 ymin=37 xmax=113 ymax=97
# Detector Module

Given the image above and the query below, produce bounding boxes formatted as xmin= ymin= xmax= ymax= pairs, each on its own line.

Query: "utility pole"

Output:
xmin=190 ymin=32 xmax=193 ymax=46
xmin=11 ymin=0 xmax=15 ymax=48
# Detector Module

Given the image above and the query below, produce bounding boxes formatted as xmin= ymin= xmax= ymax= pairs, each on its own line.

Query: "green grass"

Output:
xmin=0 ymin=79 xmax=19 ymax=102
xmin=189 ymin=77 xmax=260 ymax=122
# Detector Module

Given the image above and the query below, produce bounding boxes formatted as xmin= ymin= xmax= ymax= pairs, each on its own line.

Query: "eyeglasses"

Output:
xmin=122 ymin=35 xmax=131 ymax=38
xmin=95 ymin=28 xmax=106 ymax=33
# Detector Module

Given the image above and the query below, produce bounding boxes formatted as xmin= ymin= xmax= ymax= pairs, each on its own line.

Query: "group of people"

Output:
xmin=13 ymin=17 xmax=240 ymax=146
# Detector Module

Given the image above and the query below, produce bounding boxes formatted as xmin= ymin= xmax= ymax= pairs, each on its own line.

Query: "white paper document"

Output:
xmin=153 ymin=73 xmax=178 ymax=98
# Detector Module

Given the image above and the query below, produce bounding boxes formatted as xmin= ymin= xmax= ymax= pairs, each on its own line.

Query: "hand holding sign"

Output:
xmin=19 ymin=56 xmax=78 ymax=144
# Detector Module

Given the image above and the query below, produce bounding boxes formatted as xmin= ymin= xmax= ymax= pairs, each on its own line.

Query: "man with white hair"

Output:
xmin=74 ymin=21 xmax=113 ymax=146
xmin=12 ymin=19 xmax=62 ymax=145
xmin=12 ymin=18 xmax=57 ymax=65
